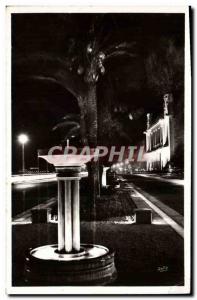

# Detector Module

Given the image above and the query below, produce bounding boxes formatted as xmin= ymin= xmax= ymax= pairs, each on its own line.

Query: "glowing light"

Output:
xmin=15 ymin=183 xmax=36 ymax=190
xmin=98 ymin=52 xmax=105 ymax=60
xmin=87 ymin=44 xmax=93 ymax=53
xmin=18 ymin=134 xmax=29 ymax=144
xmin=100 ymin=66 xmax=105 ymax=74
xmin=77 ymin=65 xmax=84 ymax=75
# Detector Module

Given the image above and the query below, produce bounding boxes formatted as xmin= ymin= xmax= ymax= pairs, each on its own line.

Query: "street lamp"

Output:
xmin=18 ymin=134 xmax=29 ymax=174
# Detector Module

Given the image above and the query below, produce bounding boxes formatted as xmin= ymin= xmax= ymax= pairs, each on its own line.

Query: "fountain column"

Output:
xmin=57 ymin=179 xmax=65 ymax=252
xmin=72 ymin=179 xmax=80 ymax=251
xmin=57 ymin=166 xmax=81 ymax=253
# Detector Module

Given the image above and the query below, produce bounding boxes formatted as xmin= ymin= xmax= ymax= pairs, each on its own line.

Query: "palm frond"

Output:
xmin=105 ymin=50 xmax=137 ymax=60
xmin=62 ymin=114 xmax=80 ymax=122
xmin=52 ymin=121 xmax=79 ymax=131
xmin=62 ymin=125 xmax=80 ymax=142
xmin=104 ymin=42 xmax=136 ymax=55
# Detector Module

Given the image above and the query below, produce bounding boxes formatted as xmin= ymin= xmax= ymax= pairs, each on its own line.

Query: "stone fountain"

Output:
xmin=25 ymin=150 xmax=117 ymax=285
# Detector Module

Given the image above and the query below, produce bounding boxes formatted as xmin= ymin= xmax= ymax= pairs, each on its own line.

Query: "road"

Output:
xmin=12 ymin=180 xmax=57 ymax=217
xmin=11 ymin=173 xmax=88 ymax=218
xmin=123 ymin=174 xmax=184 ymax=216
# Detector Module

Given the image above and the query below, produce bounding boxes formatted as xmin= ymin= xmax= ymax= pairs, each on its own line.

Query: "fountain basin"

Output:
xmin=25 ymin=244 xmax=117 ymax=286
xmin=39 ymin=154 xmax=95 ymax=167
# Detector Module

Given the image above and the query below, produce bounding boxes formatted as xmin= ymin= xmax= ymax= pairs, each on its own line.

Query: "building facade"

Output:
xmin=144 ymin=94 xmax=175 ymax=171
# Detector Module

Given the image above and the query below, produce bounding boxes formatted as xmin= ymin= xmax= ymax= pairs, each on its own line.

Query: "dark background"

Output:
xmin=11 ymin=13 xmax=185 ymax=173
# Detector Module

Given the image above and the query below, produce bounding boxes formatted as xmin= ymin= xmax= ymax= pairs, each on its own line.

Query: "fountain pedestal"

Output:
xmin=56 ymin=166 xmax=81 ymax=254
xmin=25 ymin=155 xmax=117 ymax=285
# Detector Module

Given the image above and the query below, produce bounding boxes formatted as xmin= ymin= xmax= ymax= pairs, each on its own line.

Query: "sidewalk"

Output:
xmin=123 ymin=174 xmax=184 ymax=216
xmin=12 ymin=221 xmax=184 ymax=286
xmin=132 ymin=185 xmax=184 ymax=228
xmin=12 ymin=197 xmax=56 ymax=224
xmin=11 ymin=183 xmax=184 ymax=286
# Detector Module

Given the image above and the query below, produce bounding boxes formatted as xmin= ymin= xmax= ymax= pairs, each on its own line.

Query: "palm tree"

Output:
xmin=52 ymin=114 xmax=81 ymax=146
xmin=13 ymin=14 xmax=137 ymax=205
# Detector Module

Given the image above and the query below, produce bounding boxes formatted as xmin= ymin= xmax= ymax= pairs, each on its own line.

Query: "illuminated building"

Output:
xmin=144 ymin=94 xmax=175 ymax=171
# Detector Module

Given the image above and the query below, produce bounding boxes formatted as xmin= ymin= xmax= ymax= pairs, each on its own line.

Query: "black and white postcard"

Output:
xmin=6 ymin=6 xmax=191 ymax=295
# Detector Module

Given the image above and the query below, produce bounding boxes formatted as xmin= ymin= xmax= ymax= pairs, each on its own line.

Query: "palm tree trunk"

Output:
xmin=86 ymin=84 xmax=100 ymax=219
xmin=86 ymin=83 xmax=98 ymax=147
xmin=77 ymin=96 xmax=88 ymax=145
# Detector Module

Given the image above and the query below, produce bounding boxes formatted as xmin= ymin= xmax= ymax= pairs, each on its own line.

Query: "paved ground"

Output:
xmin=123 ymin=174 xmax=184 ymax=215
xmin=12 ymin=222 xmax=184 ymax=286
xmin=11 ymin=176 xmax=184 ymax=287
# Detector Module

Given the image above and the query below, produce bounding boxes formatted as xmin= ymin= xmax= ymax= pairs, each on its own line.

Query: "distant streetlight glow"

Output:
xmin=18 ymin=134 xmax=29 ymax=174
xmin=18 ymin=134 xmax=28 ymax=144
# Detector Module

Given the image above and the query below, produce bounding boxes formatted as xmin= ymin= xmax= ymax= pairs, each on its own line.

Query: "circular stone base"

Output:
xmin=24 ymin=244 xmax=117 ymax=286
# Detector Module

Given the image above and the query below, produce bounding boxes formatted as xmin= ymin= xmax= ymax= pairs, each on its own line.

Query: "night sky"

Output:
xmin=11 ymin=13 xmax=184 ymax=173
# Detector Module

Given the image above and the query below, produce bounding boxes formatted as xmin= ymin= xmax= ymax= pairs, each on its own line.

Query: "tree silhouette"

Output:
xmin=13 ymin=14 xmax=137 ymax=205
xmin=146 ymin=38 xmax=184 ymax=95
xmin=145 ymin=38 xmax=184 ymax=167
